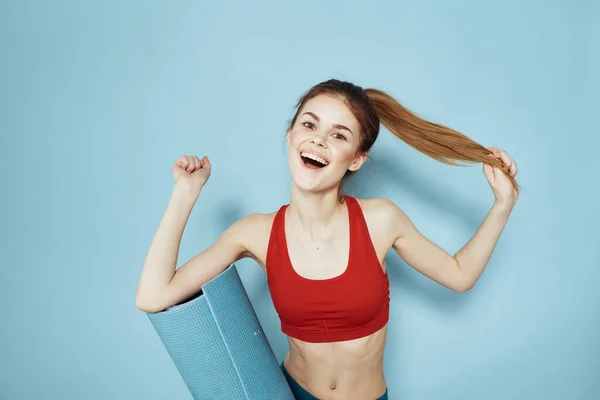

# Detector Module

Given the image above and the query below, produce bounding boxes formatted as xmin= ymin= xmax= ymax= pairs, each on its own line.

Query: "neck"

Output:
xmin=287 ymin=185 xmax=346 ymax=241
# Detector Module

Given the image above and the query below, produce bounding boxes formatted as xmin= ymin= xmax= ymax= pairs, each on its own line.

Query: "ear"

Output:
xmin=286 ymin=130 xmax=291 ymax=146
xmin=348 ymin=152 xmax=368 ymax=172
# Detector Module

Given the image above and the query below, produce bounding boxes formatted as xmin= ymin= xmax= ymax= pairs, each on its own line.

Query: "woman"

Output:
xmin=136 ymin=79 xmax=520 ymax=399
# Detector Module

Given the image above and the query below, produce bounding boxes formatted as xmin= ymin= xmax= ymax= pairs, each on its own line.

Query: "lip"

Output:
xmin=299 ymin=149 xmax=330 ymax=165
xmin=298 ymin=149 xmax=329 ymax=172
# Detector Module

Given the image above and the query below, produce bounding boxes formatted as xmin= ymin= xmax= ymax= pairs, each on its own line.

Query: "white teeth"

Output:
xmin=300 ymin=151 xmax=329 ymax=166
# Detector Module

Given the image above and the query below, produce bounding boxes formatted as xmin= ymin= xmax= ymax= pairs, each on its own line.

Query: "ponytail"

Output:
xmin=365 ymin=88 xmax=520 ymax=193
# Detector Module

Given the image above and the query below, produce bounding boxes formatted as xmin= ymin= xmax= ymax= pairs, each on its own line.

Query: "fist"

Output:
xmin=172 ymin=155 xmax=211 ymax=193
xmin=483 ymin=147 xmax=518 ymax=205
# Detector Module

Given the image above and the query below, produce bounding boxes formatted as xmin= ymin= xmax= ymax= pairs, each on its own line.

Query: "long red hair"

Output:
xmin=289 ymin=79 xmax=519 ymax=201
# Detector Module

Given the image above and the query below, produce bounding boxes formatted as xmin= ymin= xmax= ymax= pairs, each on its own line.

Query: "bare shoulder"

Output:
xmin=354 ymin=197 xmax=405 ymax=223
xmin=236 ymin=211 xmax=275 ymax=232
xmin=234 ymin=210 xmax=277 ymax=270
xmin=354 ymin=197 xmax=411 ymax=244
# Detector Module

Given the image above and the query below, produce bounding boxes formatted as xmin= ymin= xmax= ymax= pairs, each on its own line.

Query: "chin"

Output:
xmin=291 ymin=177 xmax=323 ymax=192
xmin=289 ymin=166 xmax=318 ymax=191
xmin=288 ymin=165 xmax=337 ymax=194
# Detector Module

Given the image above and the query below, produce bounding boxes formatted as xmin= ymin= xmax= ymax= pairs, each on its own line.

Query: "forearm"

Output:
xmin=454 ymin=201 xmax=514 ymax=289
xmin=136 ymin=182 xmax=200 ymax=307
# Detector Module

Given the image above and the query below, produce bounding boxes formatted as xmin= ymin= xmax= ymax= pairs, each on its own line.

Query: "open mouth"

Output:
xmin=300 ymin=151 xmax=329 ymax=170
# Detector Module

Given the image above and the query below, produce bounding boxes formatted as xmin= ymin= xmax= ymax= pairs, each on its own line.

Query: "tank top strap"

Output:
xmin=344 ymin=195 xmax=363 ymax=233
xmin=266 ymin=204 xmax=289 ymax=273
xmin=344 ymin=196 xmax=379 ymax=265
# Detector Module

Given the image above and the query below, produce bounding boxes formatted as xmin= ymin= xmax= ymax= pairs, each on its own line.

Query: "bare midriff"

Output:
xmin=283 ymin=324 xmax=388 ymax=400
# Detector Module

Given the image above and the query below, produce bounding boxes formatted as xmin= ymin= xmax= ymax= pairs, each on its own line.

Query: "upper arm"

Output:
xmin=379 ymin=198 xmax=470 ymax=292
xmin=151 ymin=213 xmax=263 ymax=312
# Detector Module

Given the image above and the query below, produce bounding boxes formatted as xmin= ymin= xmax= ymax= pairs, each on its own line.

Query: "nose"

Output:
xmin=310 ymin=130 xmax=327 ymax=148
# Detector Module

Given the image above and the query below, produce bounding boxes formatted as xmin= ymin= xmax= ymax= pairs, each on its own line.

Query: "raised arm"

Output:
xmin=135 ymin=155 xmax=257 ymax=313
xmin=384 ymin=147 xmax=519 ymax=292
xmin=387 ymin=199 xmax=514 ymax=292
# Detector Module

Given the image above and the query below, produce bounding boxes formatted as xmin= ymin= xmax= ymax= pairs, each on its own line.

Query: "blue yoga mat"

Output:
xmin=146 ymin=264 xmax=294 ymax=400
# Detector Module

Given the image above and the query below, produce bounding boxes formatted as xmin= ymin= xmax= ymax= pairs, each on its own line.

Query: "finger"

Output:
xmin=488 ymin=147 xmax=500 ymax=158
xmin=483 ymin=162 xmax=494 ymax=176
xmin=202 ymin=156 xmax=211 ymax=170
xmin=186 ymin=156 xmax=196 ymax=172
xmin=187 ymin=156 xmax=197 ymax=172
xmin=193 ymin=156 xmax=201 ymax=170
xmin=486 ymin=153 xmax=498 ymax=164
xmin=185 ymin=156 xmax=196 ymax=172
xmin=510 ymin=157 xmax=518 ymax=176
xmin=180 ymin=155 xmax=190 ymax=169
xmin=500 ymin=150 xmax=512 ymax=167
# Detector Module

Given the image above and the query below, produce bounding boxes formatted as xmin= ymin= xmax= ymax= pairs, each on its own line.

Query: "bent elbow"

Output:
xmin=136 ymin=295 xmax=164 ymax=313
xmin=455 ymin=280 xmax=475 ymax=293
xmin=453 ymin=264 xmax=475 ymax=292
xmin=135 ymin=299 xmax=152 ymax=313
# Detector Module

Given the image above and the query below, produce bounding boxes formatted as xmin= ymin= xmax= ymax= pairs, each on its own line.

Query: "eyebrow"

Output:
xmin=301 ymin=112 xmax=354 ymax=135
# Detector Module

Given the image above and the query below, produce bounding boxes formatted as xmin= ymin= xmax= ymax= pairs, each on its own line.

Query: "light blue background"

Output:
xmin=1 ymin=1 xmax=598 ymax=399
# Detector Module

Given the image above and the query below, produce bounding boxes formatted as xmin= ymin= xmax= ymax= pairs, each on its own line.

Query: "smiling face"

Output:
xmin=287 ymin=94 xmax=367 ymax=193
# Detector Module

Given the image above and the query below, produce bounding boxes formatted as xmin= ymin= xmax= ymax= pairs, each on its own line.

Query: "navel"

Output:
xmin=329 ymin=382 xmax=336 ymax=390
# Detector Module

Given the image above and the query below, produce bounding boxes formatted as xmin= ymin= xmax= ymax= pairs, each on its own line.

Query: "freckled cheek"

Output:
xmin=330 ymin=145 xmax=356 ymax=164
xmin=289 ymin=130 xmax=301 ymax=146
xmin=287 ymin=129 xmax=306 ymax=145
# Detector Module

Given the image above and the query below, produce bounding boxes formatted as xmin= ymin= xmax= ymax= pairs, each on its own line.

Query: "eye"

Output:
xmin=302 ymin=121 xmax=315 ymax=129
xmin=332 ymin=132 xmax=347 ymax=141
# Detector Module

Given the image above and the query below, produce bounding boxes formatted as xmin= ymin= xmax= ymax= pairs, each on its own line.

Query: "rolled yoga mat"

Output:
xmin=146 ymin=263 xmax=294 ymax=400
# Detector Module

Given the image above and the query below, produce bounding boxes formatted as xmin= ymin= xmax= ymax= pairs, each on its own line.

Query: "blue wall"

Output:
xmin=1 ymin=1 xmax=597 ymax=399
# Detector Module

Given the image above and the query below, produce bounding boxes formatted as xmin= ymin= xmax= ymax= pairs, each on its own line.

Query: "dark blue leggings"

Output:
xmin=280 ymin=361 xmax=388 ymax=400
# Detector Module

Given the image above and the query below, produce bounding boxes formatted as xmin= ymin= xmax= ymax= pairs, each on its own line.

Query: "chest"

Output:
xmin=254 ymin=201 xmax=392 ymax=278
xmin=285 ymin=226 xmax=350 ymax=280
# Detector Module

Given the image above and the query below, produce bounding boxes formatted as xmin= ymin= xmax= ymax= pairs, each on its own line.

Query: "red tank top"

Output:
xmin=266 ymin=196 xmax=390 ymax=343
